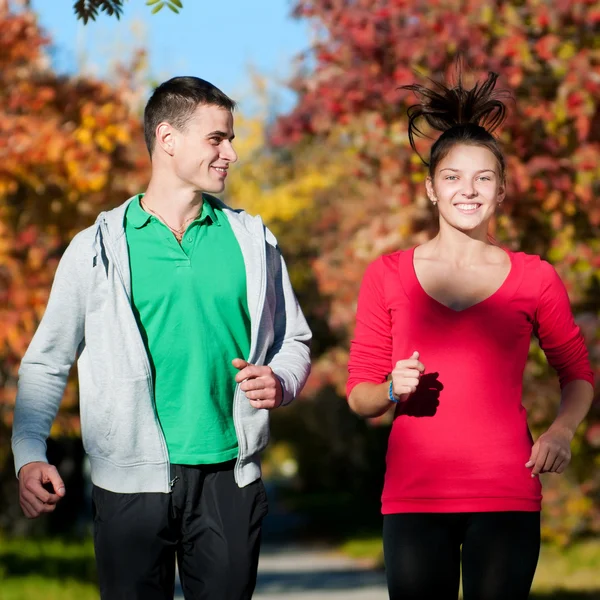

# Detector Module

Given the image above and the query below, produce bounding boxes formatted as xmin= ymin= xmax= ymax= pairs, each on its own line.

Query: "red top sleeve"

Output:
xmin=534 ymin=260 xmax=594 ymax=388
xmin=347 ymin=257 xmax=394 ymax=398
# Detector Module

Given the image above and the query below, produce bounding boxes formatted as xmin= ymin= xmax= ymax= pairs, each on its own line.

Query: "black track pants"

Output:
xmin=92 ymin=461 xmax=268 ymax=600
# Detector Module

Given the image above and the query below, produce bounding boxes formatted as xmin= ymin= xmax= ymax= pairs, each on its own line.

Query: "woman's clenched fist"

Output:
xmin=391 ymin=351 xmax=425 ymax=401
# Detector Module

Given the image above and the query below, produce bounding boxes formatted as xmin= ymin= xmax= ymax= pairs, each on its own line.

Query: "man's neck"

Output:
xmin=142 ymin=177 xmax=204 ymax=230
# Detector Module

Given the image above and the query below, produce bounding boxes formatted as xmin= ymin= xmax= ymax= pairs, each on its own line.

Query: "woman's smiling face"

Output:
xmin=426 ymin=144 xmax=505 ymax=234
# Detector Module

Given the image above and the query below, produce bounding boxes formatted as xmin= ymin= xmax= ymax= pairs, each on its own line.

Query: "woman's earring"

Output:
xmin=432 ymin=199 xmax=437 ymax=206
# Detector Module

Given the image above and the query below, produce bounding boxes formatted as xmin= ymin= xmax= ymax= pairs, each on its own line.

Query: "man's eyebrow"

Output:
xmin=206 ymin=130 xmax=235 ymax=141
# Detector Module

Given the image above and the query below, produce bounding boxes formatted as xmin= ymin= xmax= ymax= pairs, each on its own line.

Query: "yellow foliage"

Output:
xmin=75 ymin=128 xmax=93 ymax=145
xmin=88 ymin=174 xmax=108 ymax=192
xmin=503 ymin=4 xmax=521 ymax=27
xmin=226 ymin=114 xmax=346 ymax=224
xmin=557 ymin=41 xmax=577 ymax=60
xmin=82 ymin=115 xmax=96 ymax=129
xmin=0 ymin=179 xmax=18 ymax=197
xmin=94 ymin=132 xmax=115 ymax=153
xmin=480 ymin=5 xmax=493 ymax=25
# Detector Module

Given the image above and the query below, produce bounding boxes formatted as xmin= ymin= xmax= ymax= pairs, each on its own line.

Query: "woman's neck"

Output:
xmin=422 ymin=221 xmax=494 ymax=265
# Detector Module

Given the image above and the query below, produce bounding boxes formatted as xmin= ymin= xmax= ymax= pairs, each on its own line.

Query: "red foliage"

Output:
xmin=0 ymin=1 xmax=150 ymax=433
xmin=274 ymin=0 xmax=600 ymax=541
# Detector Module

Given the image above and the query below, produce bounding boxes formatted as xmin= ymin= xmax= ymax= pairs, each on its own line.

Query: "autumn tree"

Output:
xmin=269 ymin=0 xmax=600 ymax=543
xmin=0 ymin=0 xmax=150 ymax=530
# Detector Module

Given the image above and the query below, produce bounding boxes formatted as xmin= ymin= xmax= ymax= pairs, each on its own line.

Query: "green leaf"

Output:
xmin=146 ymin=0 xmax=162 ymax=5
xmin=171 ymin=0 xmax=183 ymax=7
xmin=151 ymin=2 xmax=165 ymax=14
xmin=167 ymin=3 xmax=180 ymax=13
xmin=74 ymin=0 xmax=124 ymax=24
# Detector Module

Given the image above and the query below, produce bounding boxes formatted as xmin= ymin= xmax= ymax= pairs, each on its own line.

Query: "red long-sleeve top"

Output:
xmin=347 ymin=248 xmax=594 ymax=514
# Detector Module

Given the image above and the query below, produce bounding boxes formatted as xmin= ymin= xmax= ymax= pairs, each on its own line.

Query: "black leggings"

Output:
xmin=383 ymin=512 xmax=540 ymax=600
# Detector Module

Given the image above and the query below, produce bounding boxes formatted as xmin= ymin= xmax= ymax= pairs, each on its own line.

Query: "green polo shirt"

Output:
xmin=124 ymin=194 xmax=250 ymax=464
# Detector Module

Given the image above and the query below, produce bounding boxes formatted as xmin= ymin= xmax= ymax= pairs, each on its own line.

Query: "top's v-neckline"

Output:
xmin=404 ymin=246 xmax=517 ymax=314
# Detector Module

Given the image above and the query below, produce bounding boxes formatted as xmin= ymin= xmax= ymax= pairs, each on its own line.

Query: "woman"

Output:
xmin=346 ymin=68 xmax=594 ymax=600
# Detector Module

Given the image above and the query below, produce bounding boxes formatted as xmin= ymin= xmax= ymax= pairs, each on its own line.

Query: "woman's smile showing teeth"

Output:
xmin=454 ymin=202 xmax=481 ymax=214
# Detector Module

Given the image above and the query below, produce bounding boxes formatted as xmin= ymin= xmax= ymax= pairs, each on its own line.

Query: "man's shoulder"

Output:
xmin=206 ymin=194 xmax=279 ymax=248
xmin=54 ymin=224 xmax=99 ymax=279
xmin=66 ymin=223 xmax=99 ymax=255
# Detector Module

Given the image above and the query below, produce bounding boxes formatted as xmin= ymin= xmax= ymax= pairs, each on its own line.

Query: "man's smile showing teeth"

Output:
xmin=213 ymin=167 xmax=228 ymax=176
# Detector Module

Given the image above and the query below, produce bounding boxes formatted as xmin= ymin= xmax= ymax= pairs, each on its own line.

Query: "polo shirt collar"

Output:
xmin=199 ymin=194 xmax=221 ymax=227
xmin=128 ymin=194 xmax=152 ymax=229
xmin=128 ymin=193 xmax=221 ymax=229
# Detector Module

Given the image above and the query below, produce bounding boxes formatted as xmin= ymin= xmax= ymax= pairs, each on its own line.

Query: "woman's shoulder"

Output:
xmin=505 ymin=249 xmax=559 ymax=285
xmin=363 ymin=249 xmax=410 ymax=277
xmin=376 ymin=248 xmax=412 ymax=266
xmin=506 ymin=249 xmax=552 ymax=268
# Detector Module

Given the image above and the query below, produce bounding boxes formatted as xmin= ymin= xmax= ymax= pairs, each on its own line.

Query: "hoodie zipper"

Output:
xmin=233 ymin=219 xmax=268 ymax=483
xmin=99 ymin=218 xmax=171 ymax=492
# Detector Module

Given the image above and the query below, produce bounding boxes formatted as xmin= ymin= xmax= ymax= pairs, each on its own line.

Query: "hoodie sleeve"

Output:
xmin=264 ymin=240 xmax=312 ymax=406
xmin=12 ymin=232 xmax=87 ymax=476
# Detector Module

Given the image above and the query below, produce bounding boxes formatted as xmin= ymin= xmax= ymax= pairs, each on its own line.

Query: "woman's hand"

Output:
xmin=391 ymin=351 xmax=425 ymax=401
xmin=525 ymin=426 xmax=573 ymax=477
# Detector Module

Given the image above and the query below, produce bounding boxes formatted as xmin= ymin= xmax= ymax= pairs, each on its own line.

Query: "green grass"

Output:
xmin=340 ymin=536 xmax=600 ymax=598
xmin=340 ymin=535 xmax=385 ymax=565
xmin=0 ymin=536 xmax=98 ymax=600
xmin=0 ymin=579 xmax=99 ymax=600
xmin=534 ymin=542 xmax=600 ymax=594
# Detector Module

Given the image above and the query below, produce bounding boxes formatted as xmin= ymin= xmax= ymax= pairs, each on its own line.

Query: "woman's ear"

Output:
xmin=497 ymin=180 xmax=506 ymax=205
xmin=426 ymin=176 xmax=437 ymax=205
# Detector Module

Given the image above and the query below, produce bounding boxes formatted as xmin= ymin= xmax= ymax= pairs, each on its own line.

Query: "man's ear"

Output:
xmin=155 ymin=122 xmax=176 ymax=157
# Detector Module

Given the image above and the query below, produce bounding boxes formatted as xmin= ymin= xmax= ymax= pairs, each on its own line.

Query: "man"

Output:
xmin=12 ymin=76 xmax=312 ymax=600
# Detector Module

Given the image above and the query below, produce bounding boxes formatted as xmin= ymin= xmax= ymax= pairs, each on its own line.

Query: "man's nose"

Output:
xmin=221 ymin=141 xmax=237 ymax=163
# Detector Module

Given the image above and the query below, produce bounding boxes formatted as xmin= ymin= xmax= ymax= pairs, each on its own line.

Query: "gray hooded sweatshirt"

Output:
xmin=12 ymin=196 xmax=312 ymax=493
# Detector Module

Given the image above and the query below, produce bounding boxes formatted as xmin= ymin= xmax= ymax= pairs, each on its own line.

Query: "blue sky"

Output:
xmin=31 ymin=0 xmax=312 ymax=114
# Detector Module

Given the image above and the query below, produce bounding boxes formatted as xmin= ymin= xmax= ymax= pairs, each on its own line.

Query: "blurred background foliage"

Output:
xmin=0 ymin=0 xmax=599 ymax=570
xmin=251 ymin=0 xmax=600 ymax=547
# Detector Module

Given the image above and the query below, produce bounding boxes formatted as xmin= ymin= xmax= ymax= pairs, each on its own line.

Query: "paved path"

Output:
xmin=175 ymin=544 xmax=388 ymax=599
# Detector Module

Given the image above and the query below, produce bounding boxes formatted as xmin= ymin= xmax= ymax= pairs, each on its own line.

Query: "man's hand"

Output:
xmin=525 ymin=426 xmax=573 ymax=477
xmin=232 ymin=359 xmax=283 ymax=410
xmin=18 ymin=461 xmax=65 ymax=519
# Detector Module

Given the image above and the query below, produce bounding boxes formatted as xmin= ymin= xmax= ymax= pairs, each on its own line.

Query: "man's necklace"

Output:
xmin=140 ymin=199 xmax=199 ymax=242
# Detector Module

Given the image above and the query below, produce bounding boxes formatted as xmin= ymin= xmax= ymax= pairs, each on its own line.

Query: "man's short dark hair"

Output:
xmin=144 ymin=76 xmax=236 ymax=155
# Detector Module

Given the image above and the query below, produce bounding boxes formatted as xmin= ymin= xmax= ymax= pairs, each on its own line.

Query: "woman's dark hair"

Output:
xmin=401 ymin=65 xmax=511 ymax=181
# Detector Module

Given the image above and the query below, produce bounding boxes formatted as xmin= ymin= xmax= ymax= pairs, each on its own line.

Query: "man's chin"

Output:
xmin=199 ymin=182 xmax=225 ymax=195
